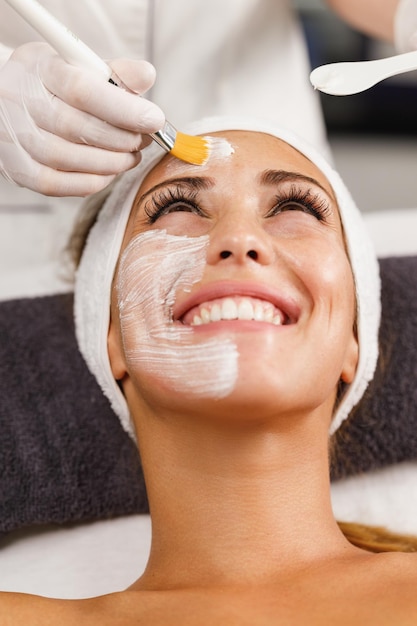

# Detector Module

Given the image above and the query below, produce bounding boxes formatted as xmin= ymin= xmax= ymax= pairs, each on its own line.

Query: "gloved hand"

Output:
xmin=395 ymin=0 xmax=417 ymax=52
xmin=0 ymin=41 xmax=165 ymax=196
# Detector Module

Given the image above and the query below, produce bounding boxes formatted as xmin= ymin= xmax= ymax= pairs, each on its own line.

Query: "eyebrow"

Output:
xmin=258 ymin=169 xmax=336 ymax=201
xmin=134 ymin=176 xmax=215 ymax=208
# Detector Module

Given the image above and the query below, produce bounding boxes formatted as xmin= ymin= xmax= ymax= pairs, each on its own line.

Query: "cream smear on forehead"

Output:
xmin=205 ymin=136 xmax=235 ymax=159
xmin=163 ymin=137 xmax=235 ymax=176
xmin=116 ymin=229 xmax=238 ymax=398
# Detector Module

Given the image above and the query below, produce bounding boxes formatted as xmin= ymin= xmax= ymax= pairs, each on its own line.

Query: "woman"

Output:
xmin=2 ymin=117 xmax=417 ymax=623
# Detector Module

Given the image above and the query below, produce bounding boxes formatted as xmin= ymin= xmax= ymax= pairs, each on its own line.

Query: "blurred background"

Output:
xmin=296 ymin=0 xmax=417 ymax=212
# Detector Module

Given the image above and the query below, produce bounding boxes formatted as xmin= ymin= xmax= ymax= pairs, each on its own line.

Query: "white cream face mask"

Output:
xmin=116 ymin=229 xmax=239 ymax=399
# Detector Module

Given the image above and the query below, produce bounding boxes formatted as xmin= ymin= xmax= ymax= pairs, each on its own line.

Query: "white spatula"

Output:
xmin=310 ymin=49 xmax=417 ymax=95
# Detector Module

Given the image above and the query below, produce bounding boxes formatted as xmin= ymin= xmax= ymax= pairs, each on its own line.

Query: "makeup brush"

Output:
xmin=5 ymin=0 xmax=211 ymax=166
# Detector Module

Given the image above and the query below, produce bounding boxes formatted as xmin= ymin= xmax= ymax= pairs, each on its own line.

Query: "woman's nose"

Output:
xmin=206 ymin=215 xmax=275 ymax=266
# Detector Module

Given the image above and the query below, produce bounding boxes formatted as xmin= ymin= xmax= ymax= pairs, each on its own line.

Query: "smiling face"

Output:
xmin=108 ymin=131 xmax=358 ymax=427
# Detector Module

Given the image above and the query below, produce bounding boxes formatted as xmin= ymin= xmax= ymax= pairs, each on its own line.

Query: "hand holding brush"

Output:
xmin=1 ymin=0 xmax=210 ymax=197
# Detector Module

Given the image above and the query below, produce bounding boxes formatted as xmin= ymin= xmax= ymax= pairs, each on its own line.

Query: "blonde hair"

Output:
xmin=339 ymin=521 xmax=417 ymax=553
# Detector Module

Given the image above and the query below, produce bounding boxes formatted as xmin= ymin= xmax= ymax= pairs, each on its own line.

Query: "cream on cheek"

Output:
xmin=116 ymin=229 xmax=239 ymax=398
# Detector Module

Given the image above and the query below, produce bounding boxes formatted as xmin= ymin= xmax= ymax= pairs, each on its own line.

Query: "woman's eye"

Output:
xmin=144 ymin=189 xmax=207 ymax=224
xmin=266 ymin=188 xmax=331 ymax=223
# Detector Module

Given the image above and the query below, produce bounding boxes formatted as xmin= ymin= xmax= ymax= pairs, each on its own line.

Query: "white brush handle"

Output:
xmin=310 ymin=49 xmax=417 ymax=96
xmin=5 ymin=0 xmax=176 ymax=153
xmin=4 ymin=0 xmax=111 ymax=79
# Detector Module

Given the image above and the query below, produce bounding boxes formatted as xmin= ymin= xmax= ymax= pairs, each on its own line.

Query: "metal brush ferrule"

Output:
xmin=151 ymin=121 xmax=176 ymax=152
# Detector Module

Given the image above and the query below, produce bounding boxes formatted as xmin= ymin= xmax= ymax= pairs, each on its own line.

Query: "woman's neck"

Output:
xmin=132 ymin=405 xmax=355 ymax=591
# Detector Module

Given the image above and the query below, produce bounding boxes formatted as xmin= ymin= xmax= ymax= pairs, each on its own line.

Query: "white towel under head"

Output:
xmin=74 ymin=116 xmax=381 ymax=439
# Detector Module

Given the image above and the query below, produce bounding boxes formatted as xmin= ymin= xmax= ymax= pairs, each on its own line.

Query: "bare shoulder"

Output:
xmin=2 ymin=558 xmax=417 ymax=626
xmin=337 ymin=551 xmax=417 ymax=620
xmin=335 ymin=550 xmax=417 ymax=591
xmin=375 ymin=550 xmax=417 ymax=585
xmin=369 ymin=550 xmax=417 ymax=573
xmin=0 ymin=591 xmax=155 ymax=626
xmin=0 ymin=592 xmax=95 ymax=626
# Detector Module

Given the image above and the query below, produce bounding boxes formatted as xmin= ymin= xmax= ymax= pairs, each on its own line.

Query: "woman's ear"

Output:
xmin=107 ymin=317 xmax=127 ymax=381
xmin=340 ymin=333 xmax=359 ymax=385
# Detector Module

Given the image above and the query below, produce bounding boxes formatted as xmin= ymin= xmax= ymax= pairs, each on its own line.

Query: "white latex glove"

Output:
xmin=0 ymin=42 xmax=165 ymax=196
xmin=395 ymin=0 xmax=417 ymax=52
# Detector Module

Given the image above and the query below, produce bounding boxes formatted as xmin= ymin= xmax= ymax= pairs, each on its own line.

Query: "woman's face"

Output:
xmin=108 ymin=131 xmax=358 ymax=425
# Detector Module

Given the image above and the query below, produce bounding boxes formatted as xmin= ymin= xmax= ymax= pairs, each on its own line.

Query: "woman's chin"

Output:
xmin=130 ymin=372 xmax=291 ymax=424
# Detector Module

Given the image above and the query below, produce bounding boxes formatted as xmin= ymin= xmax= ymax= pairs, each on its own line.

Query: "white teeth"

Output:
xmin=238 ymin=299 xmax=254 ymax=320
xmin=200 ymin=307 xmax=211 ymax=323
xmin=254 ymin=302 xmax=264 ymax=321
xmin=210 ymin=303 xmax=222 ymax=322
xmin=222 ymin=297 xmax=238 ymax=320
xmin=189 ymin=297 xmax=285 ymax=326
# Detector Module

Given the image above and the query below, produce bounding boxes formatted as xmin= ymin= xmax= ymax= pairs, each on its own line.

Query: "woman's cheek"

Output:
xmin=115 ymin=229 xmax=239 ymax=399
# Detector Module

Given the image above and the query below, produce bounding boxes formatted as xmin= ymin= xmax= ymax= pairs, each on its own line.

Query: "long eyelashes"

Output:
xmin=266 ymin=185 xmax=331 ymax=222
xmin=144 ymin=186 xmax=206 ymax=224
xmin=144 ymin=183 xmax=332 ymax=225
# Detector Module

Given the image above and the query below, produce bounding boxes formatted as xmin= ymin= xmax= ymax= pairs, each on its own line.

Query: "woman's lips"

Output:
xmin=175 ymin=282 xmax=301 ymax=328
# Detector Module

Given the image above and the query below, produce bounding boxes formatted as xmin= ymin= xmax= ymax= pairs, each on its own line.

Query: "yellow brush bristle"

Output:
xmin=170 ymin=132 xmax=211 ymax=166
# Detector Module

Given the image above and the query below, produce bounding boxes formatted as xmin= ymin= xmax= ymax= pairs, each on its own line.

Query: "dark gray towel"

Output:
xmin=0 ymin=256 xmax=416 ymax=533
xmin=0 ymin=293 xmax=148 ymax=535
xmin=331 ymin=256 xmax=417 ymax=479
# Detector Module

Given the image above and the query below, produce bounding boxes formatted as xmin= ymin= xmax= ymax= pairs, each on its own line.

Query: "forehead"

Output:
xmin=137 ymin=130 xmax=335 ymax=199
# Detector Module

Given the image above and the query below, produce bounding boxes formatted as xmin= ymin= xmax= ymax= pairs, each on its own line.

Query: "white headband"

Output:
xmin=74 ymin=116 xmax=381 ymax=438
